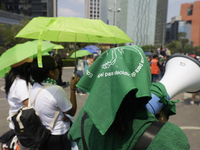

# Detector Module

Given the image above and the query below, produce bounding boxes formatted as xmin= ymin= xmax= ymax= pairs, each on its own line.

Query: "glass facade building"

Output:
xmin=0 ymin=0 xmax=57 ymax=17
xmin=85 ymin=0 xmax=168 ymax=46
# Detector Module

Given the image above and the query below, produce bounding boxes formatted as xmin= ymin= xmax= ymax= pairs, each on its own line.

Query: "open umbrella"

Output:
xmin=84 ymin=45 xmax=101 ymax=51
xmin=81 ymin=48 xmax=98 ymax=54
xmin=54 ymin=45 xmax=64 ymax=54
xmin=15 ymin=17 xmax=132 ymax=43
xmin=15 ymin=17 xmax=133 ymax=68
xmin=70 ymin=50 xmax=91 ymax=58
xmin=0 ymin=40 xmax=58 ymax=78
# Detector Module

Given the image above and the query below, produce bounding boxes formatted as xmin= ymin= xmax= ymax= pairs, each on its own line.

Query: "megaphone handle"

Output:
xmin=155 ymin=109 xmax=168 ymax=123
xmin=146 ymin=93 xmax=166 ymax=115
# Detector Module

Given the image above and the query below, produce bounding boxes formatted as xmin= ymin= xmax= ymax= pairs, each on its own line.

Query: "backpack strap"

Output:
xmin=30 ymin=84 xmax=52 ymax=106
xmin=80 ymin=112 xmax=165 ymax=150
xmin=30 ymin=84 xmax=60 ymax=130
xmin=132 ymin=121 xmax=165 ymax=150
xmin=81 ymin=111 xmax=88 ymax=150
xmin=7 ymin=84 xmax=60 ymax=131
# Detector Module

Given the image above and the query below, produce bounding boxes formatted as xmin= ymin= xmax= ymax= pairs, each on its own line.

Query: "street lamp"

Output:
xmin=108 ymin=1 xmax=121 ymax=26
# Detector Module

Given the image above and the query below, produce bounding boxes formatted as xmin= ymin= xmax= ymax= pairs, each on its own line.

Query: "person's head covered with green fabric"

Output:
xmin=76 ymin=45 xmax=152 ymax=135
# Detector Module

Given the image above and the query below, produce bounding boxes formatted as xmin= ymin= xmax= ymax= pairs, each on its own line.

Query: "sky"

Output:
xmin=57 ymin=0 xmax=199 ymax=23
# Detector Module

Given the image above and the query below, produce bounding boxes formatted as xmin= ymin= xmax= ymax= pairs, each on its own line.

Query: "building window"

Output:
xmin=94 ymin=7 xmax=96 ymax=9
xmin=94 ymin=15 xmax=96 ymax=17
xmin=94 ymin=11 xmax=96 ymax=13
xmin=90 ymin=11 xmax=92 ymax=13
xmin=90 ymin=3 xmax=93 ymax=5
xmin=43 ymin=5 xmax=46 ymax=10
xmin=90 ymin=15 xmax=92 ymax=17
xmin=186 ymin=20 xmax=192 ymax=24
xmin=187 ymin=8 xmax=193 ymax=15
xmin=90 ymin=7 xmax=92 ymax=9
xmin=97 ymin=15 xmax=99 ymax=17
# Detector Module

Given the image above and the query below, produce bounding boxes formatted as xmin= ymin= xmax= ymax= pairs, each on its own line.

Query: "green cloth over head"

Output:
xmin=76 ymin=45 xmax=152 ymax=135
xmin=150 ymin=82 xmax=179 ymax=119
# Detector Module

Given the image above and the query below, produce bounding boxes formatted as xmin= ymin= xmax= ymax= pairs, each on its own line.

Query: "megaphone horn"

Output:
xmin=146 ymin=54 xmax=200 ymax=115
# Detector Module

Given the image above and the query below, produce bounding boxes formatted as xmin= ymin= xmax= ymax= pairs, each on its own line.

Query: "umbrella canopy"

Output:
xmin=15 ymin=17 xmax=132 ymax=44
xmin=84 ymin=45 xmax=101 ymax=51
xmin=81 ymin=48 xmax=98 ymax=54
xmin=0 ymin=40 xmax=58 ymax=78
xmin=70 ymin=50 xmax=91 ymax=58
xmin=15 ymin=16 xmax=132 ymax=68
xmin=53 ymin=45 xmax=64 ymax=54
xmin=144 ymin=51 xmax=152 ymax=56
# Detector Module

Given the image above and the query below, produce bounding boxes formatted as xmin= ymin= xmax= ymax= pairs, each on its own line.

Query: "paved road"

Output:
xmin=0 ymin=68 xmax=200 ymax=149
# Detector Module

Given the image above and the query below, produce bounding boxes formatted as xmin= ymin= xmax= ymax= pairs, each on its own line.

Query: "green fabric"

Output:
xmin=0 ymin=40 xmax=58 ymax=78
xmin=15 ymin=17 xmax=132 ymax=44
xmin=76 ymin=45 xmax=152 ymax=135
xmin=150 ymin=82 xmax=179 ymax=119
xmin=43 ymin=78 xmax=57 ymax=85
xmin=68 ymin=108 xmax=190 ymax=150
xmin=70 ymin=50 xmax=91 ymax=58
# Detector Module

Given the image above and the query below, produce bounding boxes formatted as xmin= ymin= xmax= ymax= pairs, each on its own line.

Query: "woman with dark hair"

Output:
xmin=5 ymin=57 xmax=33 ymax=149
xmin=29 ymin=55 xmax=79 ymax=150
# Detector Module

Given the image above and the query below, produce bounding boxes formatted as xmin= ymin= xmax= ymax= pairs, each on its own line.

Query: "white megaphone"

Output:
xmin=146 ymin=54 xmax=200 ymax=115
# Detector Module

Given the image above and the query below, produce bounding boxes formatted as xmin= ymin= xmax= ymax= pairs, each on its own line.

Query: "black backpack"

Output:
xmin=7 ymin=85 xmax=59 ymax=148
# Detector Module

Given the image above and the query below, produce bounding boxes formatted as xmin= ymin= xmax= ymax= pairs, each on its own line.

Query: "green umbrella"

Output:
xmin=15 ymin=17 xmax=132 ymax=44
xmin=53 ymin=45 xmax=64 ymax=54
xmin=70 ymin=50 xmax=91 ymax=58
xmin=15 ymin=17 xmax=132 ymax=67
xmin=0 ymin=40 xmax=58 ymax=78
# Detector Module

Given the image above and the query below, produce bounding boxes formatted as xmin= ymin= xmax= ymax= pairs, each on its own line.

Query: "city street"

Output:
xmin=0 ymin=68 xmax=200 ymax=149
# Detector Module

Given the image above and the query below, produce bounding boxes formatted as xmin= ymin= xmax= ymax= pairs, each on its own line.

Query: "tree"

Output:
xmin=0 ymin=18 xmax=30 ymax=48
xmin=141 ymin=45 xmax=156 ymax=53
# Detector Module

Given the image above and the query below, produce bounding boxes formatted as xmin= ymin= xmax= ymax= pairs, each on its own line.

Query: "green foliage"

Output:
xmin=0 ymin=18 xmax=30 ymax=47
xmin=62 ymin=58 xmax=75 ymax=67
xmin=141 ymin=45 xmax=156 ymax=54
xmin=165 ymin=32 xmax=197 ymax=55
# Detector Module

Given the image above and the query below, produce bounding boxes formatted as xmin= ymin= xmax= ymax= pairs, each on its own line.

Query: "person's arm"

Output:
xmin=22 ymin=98 xmax=29 ymax=107
xmin=64 ymin=74 xmax=79 ymax=116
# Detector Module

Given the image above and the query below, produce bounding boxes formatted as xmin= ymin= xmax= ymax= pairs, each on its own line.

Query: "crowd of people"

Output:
xmin=147 ymin=46 xmax=170 ymax=83
xmin=0 ymin=45 xmax=190 ymax=150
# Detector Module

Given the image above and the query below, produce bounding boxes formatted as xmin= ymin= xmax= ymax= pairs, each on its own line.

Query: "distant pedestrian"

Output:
xmin=76 ymin=57 xmax=86 ymax=95
xmin=151 ymin=54 xmax=160 ymax=83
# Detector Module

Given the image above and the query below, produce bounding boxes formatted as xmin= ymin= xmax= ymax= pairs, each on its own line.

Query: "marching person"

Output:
xmin=67 ymin=45 xmax=190 ymax=150
xmin=29 ymin=56 xmax=79 ymax=150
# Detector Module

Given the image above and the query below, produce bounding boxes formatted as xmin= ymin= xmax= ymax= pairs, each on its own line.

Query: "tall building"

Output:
xmin=165 ymin=18 xmax=192 ymax=44
xmin=0 ymin=0 xmax=57 ymax=17
xmin=154 ymin=0 xmax=168 ymax=47
xmin=180 ymin=1 xmax=200 ymax=46
xmin=85 ymin=0 xmax=101 ymax=20
xmin=85 ymin=0 xmax=168 ymax=47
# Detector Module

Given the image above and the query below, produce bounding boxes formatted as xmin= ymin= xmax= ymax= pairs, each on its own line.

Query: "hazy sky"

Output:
xmin=58 ymin=0 xmax=199 ymax=23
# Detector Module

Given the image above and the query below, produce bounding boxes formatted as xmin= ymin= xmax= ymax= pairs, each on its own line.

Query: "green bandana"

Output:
xmin=150 ymin=82 xmax=179 ymax=119
xmin=43 ymin=77 xmax=57 ymax=85
xmin=76 ymin=45 xmax=152 ymax=135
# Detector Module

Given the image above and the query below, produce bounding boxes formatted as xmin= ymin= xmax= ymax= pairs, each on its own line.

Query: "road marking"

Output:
xmin=0 ymin=97 xmax=6 ymax=101
xmin=180 ymin=126 xmax=200 ymax=130
xmin=1 ymin=86 xmax=5 ymax=92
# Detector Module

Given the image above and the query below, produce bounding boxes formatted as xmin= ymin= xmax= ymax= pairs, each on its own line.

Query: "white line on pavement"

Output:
xmin=1 ymin=86 xmax=5 ymax=92
xmin=0 ymin=97 xmax=6 ymax=101
xmin=180 ymin=126 xmax=200 ymax=130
